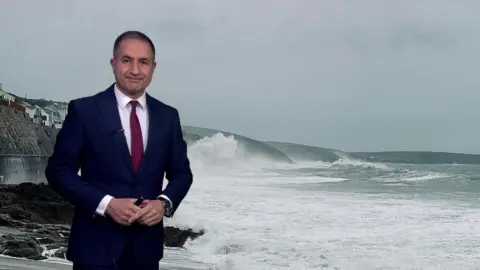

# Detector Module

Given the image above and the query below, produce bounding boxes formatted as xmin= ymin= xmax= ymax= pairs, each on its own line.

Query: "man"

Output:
xmin=45 ymin=30 xmax=193 ymax=270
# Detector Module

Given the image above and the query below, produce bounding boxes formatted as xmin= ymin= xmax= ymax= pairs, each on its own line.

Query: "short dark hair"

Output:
xmin=113 ymin=30 xmax=156 ymax=59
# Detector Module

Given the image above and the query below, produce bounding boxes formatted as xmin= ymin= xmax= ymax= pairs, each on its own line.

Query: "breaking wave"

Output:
xmin=183 ymin=126 xmax=480 ymax=166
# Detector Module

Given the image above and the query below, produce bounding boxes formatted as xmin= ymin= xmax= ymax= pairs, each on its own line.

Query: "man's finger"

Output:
xmin=127 ymin=207 xmax=138 ymax=216
xmin=139 ymin=206 xmax=160 ymax=224
xmin=145 ymin=207 xmax=163 ymax=225
xmin=138 ymin=210 xmax=155 ymax=222
xmin=128 ymin=212 xmax=140 ymax=224
xmin=144 ymin=214 xmax=161 ymax=226
xmin=128 ymin=206 xmax=149 ymax=223
xmin=123 ymin=208 xmax=138 ymax=223
xmin=132 ymin=205 xmax=143 ymax=212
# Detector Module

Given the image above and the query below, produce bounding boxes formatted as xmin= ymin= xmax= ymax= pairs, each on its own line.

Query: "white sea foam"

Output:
xmin=165 ymin=133 xmax=480 ymax=269
xmin=373 ymin=170 xmax=452 ymax=183
xmin=331 ymin=156 xmax=391 ymax=170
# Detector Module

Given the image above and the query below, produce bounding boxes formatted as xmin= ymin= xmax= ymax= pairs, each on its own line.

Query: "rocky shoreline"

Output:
xmin=0 ymin=182 xmax=204 ymax=260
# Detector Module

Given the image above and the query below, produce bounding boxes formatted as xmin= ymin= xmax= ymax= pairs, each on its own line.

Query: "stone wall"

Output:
xmin=0 ymin=105 xmax=58 ymax=156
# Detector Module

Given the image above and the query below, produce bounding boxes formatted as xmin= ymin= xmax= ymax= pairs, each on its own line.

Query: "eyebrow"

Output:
xmin=122 ymin=55 xmax=151 ymax=62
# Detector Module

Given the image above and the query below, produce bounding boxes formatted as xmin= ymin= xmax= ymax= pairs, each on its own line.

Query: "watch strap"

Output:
xmin=158 ymin=197 xmax=174 ymax=217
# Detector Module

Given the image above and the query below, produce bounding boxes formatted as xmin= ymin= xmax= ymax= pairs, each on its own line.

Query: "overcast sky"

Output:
xmin=1 ymin=0 xmax=479 ymax=153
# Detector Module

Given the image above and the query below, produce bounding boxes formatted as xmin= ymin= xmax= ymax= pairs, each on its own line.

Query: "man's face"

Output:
xmin=110 ymin=38 xmax=156 ymax=97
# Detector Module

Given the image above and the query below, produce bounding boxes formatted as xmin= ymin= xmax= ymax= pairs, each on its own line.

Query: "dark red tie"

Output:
xmin=130 ymin=101 xmax=144 ymax=173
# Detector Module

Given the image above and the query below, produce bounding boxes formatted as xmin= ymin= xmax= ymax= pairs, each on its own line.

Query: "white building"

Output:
xmin=35 ymin=105 xmax=52 ymax=127
xmin=44 ymin=103 xmax=65 ymax=128
xmin=22 ymin=102 xmax=44 ymax=125
xmin=0 ymin=89 xmax=16 ymax=104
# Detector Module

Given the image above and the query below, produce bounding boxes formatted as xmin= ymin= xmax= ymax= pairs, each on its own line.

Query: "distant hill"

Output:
xmin=350 ymin=151 xmax=480 ymax=164
xmin=265 ymin=141 xmax=343 ymax=163
xmin=266 ymin=140 xmax=480 ymax=165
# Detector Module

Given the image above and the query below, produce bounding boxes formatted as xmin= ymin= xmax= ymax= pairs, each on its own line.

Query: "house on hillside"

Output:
xmin=0 ymin=89 xmax=6 ymax=100
xmin=46 ymin=103 xmax=67 ymax=120
xmin=44 ymin=103 xmax=65 ymax=128
xmin=34 ymin=105 xmax=52 ymax=126
xmin=22 ymin=101 xmax=43 ymax=124
xmin=0 ymin=89 xmax=16 ymax=105
xmin=0 ymin=89 xmax=68 ymax=129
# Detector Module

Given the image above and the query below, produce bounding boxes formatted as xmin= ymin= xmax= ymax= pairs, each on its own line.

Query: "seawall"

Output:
xmin=0 ymin=156 xmax=48 ymax=184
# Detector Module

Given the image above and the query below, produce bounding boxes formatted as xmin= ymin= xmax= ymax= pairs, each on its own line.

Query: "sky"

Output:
xmin=1 ymin=0 xmax=480 ymax=153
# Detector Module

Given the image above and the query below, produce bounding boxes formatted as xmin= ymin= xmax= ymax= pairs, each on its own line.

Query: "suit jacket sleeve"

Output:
xmin=161 ymin=109 xmax=193 ymax=214
xmin=45 ymin=100 xmax=107 ymax=216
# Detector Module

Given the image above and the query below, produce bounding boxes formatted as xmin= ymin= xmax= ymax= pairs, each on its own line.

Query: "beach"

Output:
xmin=0 ymin=248 xmax=212 ymax=270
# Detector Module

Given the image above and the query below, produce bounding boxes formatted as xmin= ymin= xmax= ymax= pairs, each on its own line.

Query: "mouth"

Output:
xmin=126 ymin=77 xmax=142 ymax=83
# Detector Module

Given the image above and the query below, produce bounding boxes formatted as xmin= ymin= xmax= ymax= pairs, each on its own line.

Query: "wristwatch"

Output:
xmin=158 ymin=197 xmax=173 ymax=218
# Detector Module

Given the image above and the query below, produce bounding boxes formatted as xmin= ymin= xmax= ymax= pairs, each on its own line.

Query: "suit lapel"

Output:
xmin=138 ymin=94 xmax=166 ymax=177
xmin=95 ymin=84 xmax=135 ymax=176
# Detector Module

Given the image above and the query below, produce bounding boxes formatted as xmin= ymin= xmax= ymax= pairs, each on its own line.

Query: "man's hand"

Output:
xmin=105 ymin=198 xmax=142 ymax=226
xmin=128 ymin=200 xmax=165 ymax=226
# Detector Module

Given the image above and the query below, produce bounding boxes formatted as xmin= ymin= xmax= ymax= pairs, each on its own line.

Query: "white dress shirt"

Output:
xmin=95 ymin=84 xmax=172 ymax=216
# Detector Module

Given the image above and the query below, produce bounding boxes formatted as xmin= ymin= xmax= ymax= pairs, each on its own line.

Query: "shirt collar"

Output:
xmin=113 ymin=84 xmax=147 ymax=109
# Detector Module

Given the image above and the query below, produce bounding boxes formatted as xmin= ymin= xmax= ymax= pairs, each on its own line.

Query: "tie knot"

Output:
xmin=130 ymin=100 xmax=139 ymax=110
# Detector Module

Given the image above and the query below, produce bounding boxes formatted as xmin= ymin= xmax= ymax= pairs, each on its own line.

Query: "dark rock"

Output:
xmin=0 ymin=234 xmax=47 ymax=260
xmin=164 ymin=227 xmax=204 ymax=248
xmin=0 ymin=182 xmax=74 ymax=224
xmin=52 ymin=247 xmax=67 ymax=259
xmin=0 ymin=183 xmax=205 ymax=260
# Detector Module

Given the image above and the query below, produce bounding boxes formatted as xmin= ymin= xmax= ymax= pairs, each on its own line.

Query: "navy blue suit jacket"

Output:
xmin=45 ymin=84 xmax=193 ymax=265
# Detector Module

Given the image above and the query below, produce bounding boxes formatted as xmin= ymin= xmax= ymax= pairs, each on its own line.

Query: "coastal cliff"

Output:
xmin=0 ymin=105 xmax=58 ymax=156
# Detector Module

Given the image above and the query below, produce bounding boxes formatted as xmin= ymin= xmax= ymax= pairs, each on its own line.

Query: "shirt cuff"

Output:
xmin=156 ymin=194 xmax=173 ymax=207
xmin=95 ymin=195 xmax=113 ymax=216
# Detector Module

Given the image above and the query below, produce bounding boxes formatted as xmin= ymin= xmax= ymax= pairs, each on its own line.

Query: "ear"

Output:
xmin=110 ymin=58 xmax=117 ymax=73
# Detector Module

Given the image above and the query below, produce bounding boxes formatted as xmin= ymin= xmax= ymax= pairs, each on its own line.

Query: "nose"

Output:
xmin=129 ymin=62 xmax=141 ymax=76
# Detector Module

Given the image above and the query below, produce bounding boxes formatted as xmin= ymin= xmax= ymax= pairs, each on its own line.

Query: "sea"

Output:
xmin=168 ymin=127 xmax=480 ymax=270
xmin=1 ymin=126 xmax=480 ymax=270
